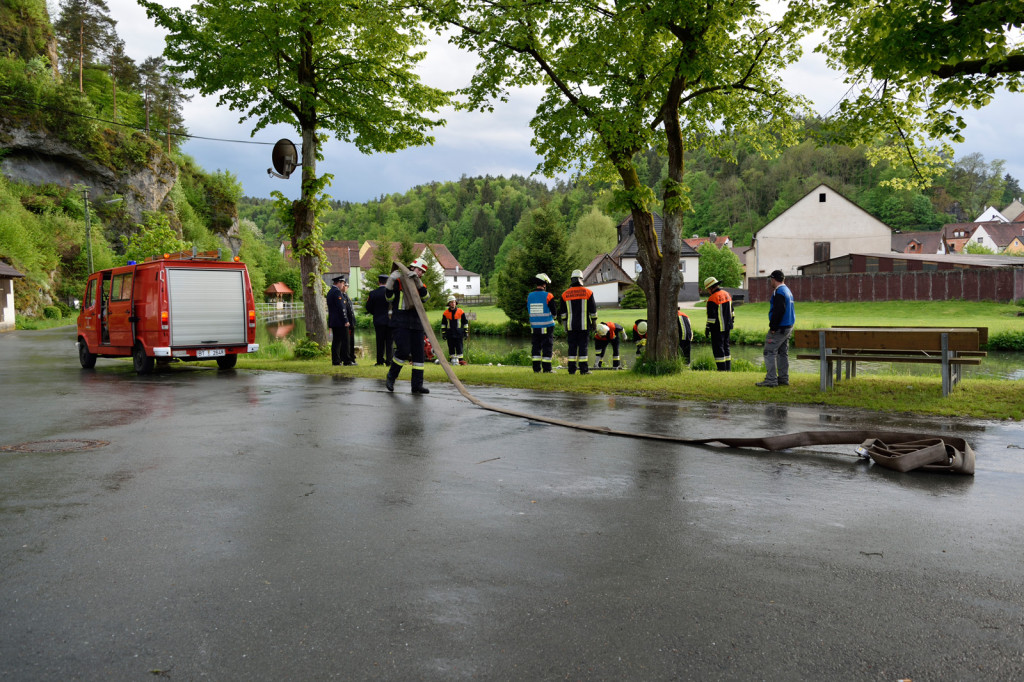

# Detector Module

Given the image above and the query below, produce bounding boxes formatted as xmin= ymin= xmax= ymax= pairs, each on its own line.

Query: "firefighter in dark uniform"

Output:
xmin=326 ymin=275 xmax=353 ymax=366
xmin=677 ymin=308 xmax=693 ymax=365
xmin=527 ymin=273 xmax=558 ymax=373
xmin=384 ymin=258 xmax=430 ymax=394
xmin=364 ymin=273 xmax=392 ymax=365
xmin=594 ymin=321 xmax=624 ymax=368
xmin=440 ymin=295 xmax=470 ymax=365
xmin=633 ymin=319 xmax=647 ymax=356
xmin=559 ymin=269 xmax=597 ymax=375
xmin=703 ymin=276 xmax=734 ymax=371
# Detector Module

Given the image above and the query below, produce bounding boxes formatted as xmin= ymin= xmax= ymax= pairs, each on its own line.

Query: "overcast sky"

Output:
xmin=100 ymin=0 xmax=1024 ymax=206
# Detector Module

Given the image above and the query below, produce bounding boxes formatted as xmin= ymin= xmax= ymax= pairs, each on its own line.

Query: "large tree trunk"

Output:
xmin=294 ymin=123 xmax=328 ymax=346
xmin=616 ymin=165 xmax=680 ymax=361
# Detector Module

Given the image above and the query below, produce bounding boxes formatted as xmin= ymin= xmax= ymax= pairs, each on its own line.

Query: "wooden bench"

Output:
xmin=793 ymin=327 xmax=987 ymax=397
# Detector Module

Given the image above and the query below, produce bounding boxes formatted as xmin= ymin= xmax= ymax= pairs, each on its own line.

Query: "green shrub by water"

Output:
xmin=988 ymin=330 xmax=1024 ymax=352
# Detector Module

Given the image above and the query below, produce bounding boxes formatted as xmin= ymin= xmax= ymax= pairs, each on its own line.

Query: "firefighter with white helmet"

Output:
xmin=593 ymin=321 xmax=624 ymax=369
xmin=527 ymin=273 xmax=558 ymax=372
xmin=384 ymin=257 xmax=431 ymax=393
xmin=559 ymin=269 xmax=597 ymax=375
xmin=440 ymin=294 xmax=470 ymax=365
xmin=633 ymin=319 xmax=648 ymax=356
xmin=703 ymin=276 xmax=734 ymax=371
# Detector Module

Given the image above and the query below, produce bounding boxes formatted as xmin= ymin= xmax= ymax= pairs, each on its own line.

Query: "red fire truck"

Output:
xmin=76 ymin=251 xmax=260 ymax=374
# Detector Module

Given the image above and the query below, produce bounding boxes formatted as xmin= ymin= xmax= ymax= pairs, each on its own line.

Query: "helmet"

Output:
xmin=596 ymin=323 xmax=609 ymax=337
xmin=571 ymin=269 xmax=584 ymax=280
xmin=703 ymin=276 xmax=719 ymax=289
xmin=447 ymin=295 xmax=457 ymax=304
xmin=637 ymin=321 xmax=648 ymax=335
xmin=535 ymin=273 xmax=551 ymax=284
xmin=409 ymin=257 xmax=428 ymax=272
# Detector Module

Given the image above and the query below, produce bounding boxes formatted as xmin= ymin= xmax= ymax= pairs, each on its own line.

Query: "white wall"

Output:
xmin=445 ymin=273 xmax=480 ymax=296
xmin=1 ymin=279 xmax=14 ymax=332
xmin=752 ymin=184 xmax=892 ymax=278
xmin=590 ymin=282 xmax=620 ymax=305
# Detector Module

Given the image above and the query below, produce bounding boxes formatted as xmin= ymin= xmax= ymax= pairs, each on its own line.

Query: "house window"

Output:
xmin=865 ymin=257 xmax=878 ymax=273
xmin=819 ymin=193 xmax=826 ymax=202
xmin=977 ymin=237 xmax=983 ymax=243
xmin=814 ymin=242 xmax=831 ymax=262
xmin=678 ymin=261 xmax=686 ymax=272
xmin=465 ymin=276 xmax=470 ymax=282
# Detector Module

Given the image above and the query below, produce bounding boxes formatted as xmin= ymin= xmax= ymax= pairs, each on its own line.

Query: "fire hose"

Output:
xmin=393 ymin=264 xmax=974 ymax=475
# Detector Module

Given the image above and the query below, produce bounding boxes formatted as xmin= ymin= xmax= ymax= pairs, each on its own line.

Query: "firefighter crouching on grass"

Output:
xmin=384 ymin=258 xmax=430 ymax=394
xmin=528 ymin=273 xmax=558 ymax=373
xmin=560 ymin=269 xmax=597 ymax=375
xmin=440 ymin=295 xmax=469 ymax=365
xmin=594 ymin=322 xmax=624 ymax=369
xmin=633 ymin=319 xmax=647 ymax=356
xmin=677 ymin=308 xmax=693 ymax=365
xmin=703 ymin=276 xmax=734 ymax=371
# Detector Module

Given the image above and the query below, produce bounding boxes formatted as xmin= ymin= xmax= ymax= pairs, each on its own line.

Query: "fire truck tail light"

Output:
xmin=161 ymin=310 xmax=169 ymax=330
xmin=248 ymin=309 xmax=256 ymax=327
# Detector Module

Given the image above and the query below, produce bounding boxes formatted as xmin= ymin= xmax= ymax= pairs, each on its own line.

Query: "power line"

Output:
xmin=0 ymin=92 xmax=279 ymax=146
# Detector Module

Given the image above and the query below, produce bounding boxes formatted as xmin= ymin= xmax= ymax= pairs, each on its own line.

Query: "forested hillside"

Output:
xmin=241 ymin=140 xmax=1022 ymax=287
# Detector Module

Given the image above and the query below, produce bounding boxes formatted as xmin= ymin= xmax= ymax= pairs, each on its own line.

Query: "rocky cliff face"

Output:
xmin=0 ymin=124 xmax=179 ymax=230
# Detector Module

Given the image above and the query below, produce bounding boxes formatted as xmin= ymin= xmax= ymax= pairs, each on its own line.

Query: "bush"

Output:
xmin=464 ymin=346 xmax=532 ymax=366
xmin=632 ymin=354 xmax=685 ymax=376
xmin=619 ymin=284 xmax=647 ymax=309
xmin=293 ymin=337 xmax=327 ymax=359
xmin=42 ymin=305 xmax=61 ymax=319
xmin=987 ymin=331 xmax=1024 ymax=352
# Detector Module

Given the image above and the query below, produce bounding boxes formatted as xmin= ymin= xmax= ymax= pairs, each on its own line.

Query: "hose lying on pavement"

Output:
xmin=393 ymin=264 xmax=975 ymax=475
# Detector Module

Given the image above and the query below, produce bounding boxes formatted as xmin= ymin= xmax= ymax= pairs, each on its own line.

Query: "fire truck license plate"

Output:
xmin=197 ymin=349 xmax=226 ymax=358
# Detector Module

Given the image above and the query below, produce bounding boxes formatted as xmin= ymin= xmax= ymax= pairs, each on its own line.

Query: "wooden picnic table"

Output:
xmin=793 ymin=327 xmax=987 ymax=397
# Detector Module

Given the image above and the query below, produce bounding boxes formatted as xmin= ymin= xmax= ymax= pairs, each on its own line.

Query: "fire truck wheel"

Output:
xmin=133 ymin=343 xmax=154 ymax=375
xmin=78 ymin=339 xmax=97 ymax=369
xmin=216 ymin=354 xmax=238 ymax=370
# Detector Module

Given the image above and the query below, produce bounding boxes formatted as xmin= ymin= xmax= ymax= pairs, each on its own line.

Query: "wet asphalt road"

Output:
xmin=2 ymin=327 xmax=1024 ymax=680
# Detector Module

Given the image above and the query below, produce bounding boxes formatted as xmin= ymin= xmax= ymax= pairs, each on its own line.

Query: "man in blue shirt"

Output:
xmin=757 ymin=269 xmax=795 ymax=387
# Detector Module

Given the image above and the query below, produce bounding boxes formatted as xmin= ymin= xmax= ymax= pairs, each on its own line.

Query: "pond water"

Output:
xmin=260 ymin=318 xmax=1024 ymax=380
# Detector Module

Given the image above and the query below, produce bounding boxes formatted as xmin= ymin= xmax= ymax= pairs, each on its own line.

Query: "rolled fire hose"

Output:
xmin=393 ymin=264 xmax=974 ymax=475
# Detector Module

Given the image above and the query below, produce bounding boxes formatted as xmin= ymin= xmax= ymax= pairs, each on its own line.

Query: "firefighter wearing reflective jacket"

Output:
xmin=440 ymin=295 xmax=469 ymax=365
xmin=703 ymin=276 xmax=734 ymax=371
xmin=384 ymin=258 xmax=431 ymax=394
xmin=559 ymin=269 xmax=597 ymax=375
xmin=633 ymin=319 xmax=648 ymax=356
xmin=527 ymin=273 xmax=558 ymax=373
xmin=677 ymin=309 xmax=693 ymax=365
xmin=594 ymin=322 xmax=624 ymax=369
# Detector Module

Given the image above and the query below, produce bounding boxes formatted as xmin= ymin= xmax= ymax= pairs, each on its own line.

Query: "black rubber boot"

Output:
xmin=533 ymin=361 xmax=542 ymax=373
xmin=567 ymin=361 xmax=576 ymax=375
xmin=579 ymin=361 xmax=590 ymax=375
xmin=542 ymin=361 xmax=553 ymax=373
xmin=385 ymin=363 xmax=400 ymax=392
xmin=411 ymin=369 xmax=429 ymax=394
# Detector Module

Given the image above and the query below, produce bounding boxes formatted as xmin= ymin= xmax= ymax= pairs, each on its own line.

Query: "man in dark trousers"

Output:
xmin=364 ymin=273 xmax=392 ymax=366
xmin=440 ymin=295 xmax=470 ymax=365
xmin=757 ymin=270 xmax=795 ymax=387
xmin=703 ymin=276 xmax=734 ymax=371
xmin=384 ymin=258 xmax=430 ymax=394
xmin=593 ymin=321 xmax=624 ymax=369
xmin=340 ymin=278 xmax=357 ymax=365
xmin=326 ymin=276 xmax=352 ymax=366
xmin=527 ymin=273 xmax=558 ymax=373
xmin=677 ymin=308 xmax=693 ymax=365
xmin=560 ymin=269 xmax=597 ymax=375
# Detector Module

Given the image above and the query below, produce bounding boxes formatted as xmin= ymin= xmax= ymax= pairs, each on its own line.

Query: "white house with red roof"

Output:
xmin=357 ymin=241 xmax=480 ymax=296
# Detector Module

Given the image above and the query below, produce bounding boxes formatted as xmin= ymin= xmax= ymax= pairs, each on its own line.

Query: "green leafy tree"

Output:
xmin=697 ymin=242 xmax=743 ymax=290
xmin=141 ymin=0 xmax=449 ymax=345
xmin=120 ymin=213 xmax=190 ymax=264
xmin=963 ymin=242 xmax=996 ymax=255
xmin=422 ymin=0 xmax=810 ymax=361
xmin=808 ymin=0 xmax=1024 ymax=187
xmin=493 ymin=206 xmax=571 ymax=326
xmin=567 ymin=207 xmax=616 ymax=267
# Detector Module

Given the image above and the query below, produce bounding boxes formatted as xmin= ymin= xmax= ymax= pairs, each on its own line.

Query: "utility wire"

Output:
xmin=0 ymin=92 xmax=278 ymax=146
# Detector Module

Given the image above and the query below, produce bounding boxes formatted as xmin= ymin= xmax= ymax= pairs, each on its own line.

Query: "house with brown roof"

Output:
xmin=978 ymin=222 xmax=1024 ymax=253
xmin=891 ymin=231 xmax=946 ymax=255
xmin=1 ymin=260 xmax=26 ymax=332
xmin=357 ymin=241 xmax=480 ymax=296
xmin=1005 ymin=199 xmax=1024 ymax=222
xmin=580 ymin=254 xmax=636 ymax=305
xmin=281 ymin=239 xmax=363 ymax=297
xmin=683 ymin=234 xmax=732 ymax=250
xmin=610 ymin=212 xmax=702 ymax=300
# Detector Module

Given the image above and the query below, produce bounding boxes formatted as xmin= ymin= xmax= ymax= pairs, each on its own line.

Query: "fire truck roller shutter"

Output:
xmin=167 ymin=268 xmax=248 ymax=346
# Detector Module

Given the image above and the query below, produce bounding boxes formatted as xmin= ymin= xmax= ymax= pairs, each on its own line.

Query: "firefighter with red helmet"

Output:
xmin=594 ymin=321 xmax=624 ymax=369
xmin=703 ymin=276 xmax=734 ymax=371
xmin=559 ymin=269 xmax=597 ymax=375
xmin=384 ymin=258 xmax=431 ymax=394
xmin=440 ymin=294 xmax=469 ymax=365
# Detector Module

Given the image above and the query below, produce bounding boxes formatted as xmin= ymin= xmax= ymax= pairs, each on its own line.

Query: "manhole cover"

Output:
xmin=0 ymin=439 xmax=109 ymax=453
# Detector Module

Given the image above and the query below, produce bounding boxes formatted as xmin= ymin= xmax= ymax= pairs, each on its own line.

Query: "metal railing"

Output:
xmin=256 ymin=301 xmax=305 ymax=319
